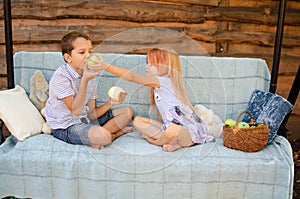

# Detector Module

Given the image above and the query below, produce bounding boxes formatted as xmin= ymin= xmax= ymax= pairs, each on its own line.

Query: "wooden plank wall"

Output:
xmin=0 ymin=0 xmax=299 ymax=135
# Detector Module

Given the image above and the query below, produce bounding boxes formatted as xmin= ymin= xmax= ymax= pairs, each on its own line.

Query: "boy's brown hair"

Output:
xmin=61 ymin=31 xmax=91 ymax=56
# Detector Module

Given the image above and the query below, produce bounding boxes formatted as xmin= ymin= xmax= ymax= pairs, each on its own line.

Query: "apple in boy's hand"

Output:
xmin=87 ymin=54 xmax=102 ymax=69
xmin=238 ymin=122 xmax=250 ymax=128
xmin=108 ymin=86 xmax=126 ymax=102
xmin=224 ymin=119 xmax=236 ymax=128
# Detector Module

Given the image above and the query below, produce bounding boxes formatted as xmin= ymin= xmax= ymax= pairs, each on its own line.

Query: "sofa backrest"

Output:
xmin=14 ymin=52 xmax=270 ymax=121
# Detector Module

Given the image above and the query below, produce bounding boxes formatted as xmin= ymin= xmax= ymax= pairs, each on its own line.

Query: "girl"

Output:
xmin=97 ymin=48 xmax=214 ymax=151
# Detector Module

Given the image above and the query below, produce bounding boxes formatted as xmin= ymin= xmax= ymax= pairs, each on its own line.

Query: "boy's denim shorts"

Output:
xmin=52 ymin=109 xmax=114 ymax=145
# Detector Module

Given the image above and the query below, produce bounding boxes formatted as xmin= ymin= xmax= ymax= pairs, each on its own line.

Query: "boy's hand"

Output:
xmin=117 ymin=92 xmax=127 ymax=102
xmin=81 ymin=61 xmax=99 ymax=81
xmin=109 ymin=92 xmax=127 ymax=106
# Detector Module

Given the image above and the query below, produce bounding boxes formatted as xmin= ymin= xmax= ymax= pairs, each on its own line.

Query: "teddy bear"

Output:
xmin=194 ymin=104 xmax=223 ymax=138
xmin=29 ymin=70 xmax=49 ymax=111
xmin=29 ymin=70 xmax=51 ymax=134
xmin=40 ymin=107 xmax=52 ymax=134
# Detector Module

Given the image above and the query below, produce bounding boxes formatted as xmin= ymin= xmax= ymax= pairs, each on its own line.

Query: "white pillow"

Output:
xmin=0 ymin=85 xmax=45 ymax=141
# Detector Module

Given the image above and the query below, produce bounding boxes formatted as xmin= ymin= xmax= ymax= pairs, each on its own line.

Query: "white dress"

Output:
xmin=154 ymin=76 xmax=215 ymax=144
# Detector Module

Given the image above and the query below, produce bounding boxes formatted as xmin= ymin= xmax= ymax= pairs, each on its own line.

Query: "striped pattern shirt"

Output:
xmin=45 ymin=63 xmax=98 ymax=129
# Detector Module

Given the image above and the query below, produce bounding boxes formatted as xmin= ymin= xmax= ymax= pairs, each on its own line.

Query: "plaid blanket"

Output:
xmin=0 ymin=52 xmax=293 ymax=199
xmin=0 ymin=133 xmax=293 ymax=199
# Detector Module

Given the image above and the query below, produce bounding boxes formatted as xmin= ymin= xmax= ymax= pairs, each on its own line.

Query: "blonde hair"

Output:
xmin=147 ymin=48 xmax=193 ymax=110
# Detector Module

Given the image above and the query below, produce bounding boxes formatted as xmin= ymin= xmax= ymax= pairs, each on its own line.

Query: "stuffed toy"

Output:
xmin=29 ymin=70 xmax=49 ymax=111
xmin=40 ymin=107 xmax=52 ymax=134
xmin=194 ymin=104 xmax=223 ymax=138
xmin=29 ymin=70 xmax=51 ymax=134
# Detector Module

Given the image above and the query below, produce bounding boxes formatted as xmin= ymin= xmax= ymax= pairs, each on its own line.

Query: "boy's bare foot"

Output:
xmin=163 ymin=144 xmax=182 ymax=152
xmin=122 ymin=126 xmax=134 ymax=133
xmin=111 ymin=126 xmax=134 ymax=140
xmin=91 ymin=144 xmax=105 ymax=149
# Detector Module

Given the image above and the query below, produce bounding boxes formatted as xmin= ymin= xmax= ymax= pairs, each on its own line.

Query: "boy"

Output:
xmin=45 ymin=31 xmax=134 ymax=149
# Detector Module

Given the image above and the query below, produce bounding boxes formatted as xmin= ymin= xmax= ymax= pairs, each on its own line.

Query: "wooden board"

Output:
xmin=0 ymin=0 xmax=299 ymax=125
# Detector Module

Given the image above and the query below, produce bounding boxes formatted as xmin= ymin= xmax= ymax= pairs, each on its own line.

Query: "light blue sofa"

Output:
xmin=0 ymin=52 xmax=294 ymax=199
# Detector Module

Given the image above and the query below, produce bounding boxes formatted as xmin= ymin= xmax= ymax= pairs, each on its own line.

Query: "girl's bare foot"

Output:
xmin=163 ymin=144 xmax=182 ymax=152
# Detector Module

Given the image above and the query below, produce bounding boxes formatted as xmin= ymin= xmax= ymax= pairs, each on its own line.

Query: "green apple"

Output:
xmin=238 ymin=122 xmax=250 ymax=128
xmin=224 ymin=119 xmax=236 ymax=128
xmin=87 ymin=54 xmax=102 ymax=68
xmin=257 ymin=123 xmax=264 ymax=127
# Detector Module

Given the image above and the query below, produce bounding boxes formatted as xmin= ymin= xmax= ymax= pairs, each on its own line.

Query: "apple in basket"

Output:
xmin=238 ymin=122 xmax=250 ymax=128
xmin=224 ymin=118 xmax=236 ymax=128
xmin=249 ymin=123 xmax=264 ymax=128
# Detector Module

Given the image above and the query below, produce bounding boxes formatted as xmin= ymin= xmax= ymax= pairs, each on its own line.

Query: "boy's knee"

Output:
xmin=101 ymin=128 xmax=112 ymax=145
xmin=126 ymin=106 xmax=134 ymax=118
xmin=118 ymin=106 xmax=134 ymax=119
xmin=89 ymin=126 xmax=112 ymax=147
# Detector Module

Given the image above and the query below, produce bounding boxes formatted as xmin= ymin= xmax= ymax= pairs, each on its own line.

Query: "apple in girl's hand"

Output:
xmin=224 ymin=119 xmax=236 ymax=128
xmin=238 ymin=122 xmax=250 ymax=128
xmin=87 ymin=54 xmax=102 ymax=69
xmin=108 ymin=86 xmax=126 ymax=102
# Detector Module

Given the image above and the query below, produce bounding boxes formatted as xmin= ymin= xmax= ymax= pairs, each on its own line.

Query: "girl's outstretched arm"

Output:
xmin=102 ymin=62 xmax=160 ymax=88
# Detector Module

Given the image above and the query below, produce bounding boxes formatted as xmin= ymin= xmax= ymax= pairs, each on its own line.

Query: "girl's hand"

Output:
xmin=87 ymin=55 xmax=108 ymax=71
xmin=94 ymin=60 xmax=109 ymax=71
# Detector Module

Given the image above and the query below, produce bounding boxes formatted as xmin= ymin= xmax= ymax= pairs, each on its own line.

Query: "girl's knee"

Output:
xmin=133 ymin=115 xmax=142 ymax=121
xmin=133 ymin=116 xmax=143 ymax=127
xmin=165 ymin=125 xmax=179 ymax=138
xmin=167 ymin=125 xmax=194 ymax=147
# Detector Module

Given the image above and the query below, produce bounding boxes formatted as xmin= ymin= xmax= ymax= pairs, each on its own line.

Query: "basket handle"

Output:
xmin=233 ymin=110 xmax=256 ymax=129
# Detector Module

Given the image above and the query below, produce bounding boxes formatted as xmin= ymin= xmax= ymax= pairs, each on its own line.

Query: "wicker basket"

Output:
xmin=223 ymin=110 xmax=270 ymax=152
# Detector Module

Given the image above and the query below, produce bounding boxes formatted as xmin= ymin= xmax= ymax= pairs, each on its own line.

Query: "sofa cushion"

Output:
xmin=0 ymin=85 xmax=45 ymax=141
xmin=242 ymin=90 xmax=293 ymax=144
